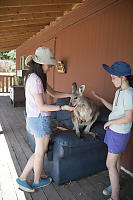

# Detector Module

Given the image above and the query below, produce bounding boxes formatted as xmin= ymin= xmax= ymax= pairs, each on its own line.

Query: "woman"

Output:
xmin=92 ymin=61 xmax=133 ymax=200
xmin=16 ymin=46 xmax=75 ymax=192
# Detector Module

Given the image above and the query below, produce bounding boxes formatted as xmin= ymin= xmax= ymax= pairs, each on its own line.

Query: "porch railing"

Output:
xmin=0 ymin=73 xmax=15 ymax=93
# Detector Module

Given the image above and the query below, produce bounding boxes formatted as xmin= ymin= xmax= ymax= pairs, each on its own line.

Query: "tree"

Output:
xmin=0 ymin=50 xmax=16 ymax=62
xmin=0 ymin=50 xmax=16 ymax=73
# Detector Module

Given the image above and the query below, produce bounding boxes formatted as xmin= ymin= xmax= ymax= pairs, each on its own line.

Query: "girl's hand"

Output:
xmin=104 ymin=121 xmax=112 ymax=130
xmin=62 ymin=105 xmax=76 ymax=111
xmin=92 ymin=91 xmax=102 ymax=100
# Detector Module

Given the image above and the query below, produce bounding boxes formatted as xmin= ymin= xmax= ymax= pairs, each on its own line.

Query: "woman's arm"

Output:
xmin=33 ymin=93 xmax=74 ymax=112
xmin=104 ymin=110 xmax=133 ymax=130
xmin=92 ymin=91 xmax=113 ymax=111
xmin=46 ymin=84 xmax=72 ymax=98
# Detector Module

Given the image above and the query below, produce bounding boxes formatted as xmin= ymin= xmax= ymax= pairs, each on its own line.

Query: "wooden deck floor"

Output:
xmin=0 ymin=96 xmax=133 ymax=200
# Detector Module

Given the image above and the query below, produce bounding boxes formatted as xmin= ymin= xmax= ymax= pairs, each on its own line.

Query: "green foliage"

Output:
xmin=0 ymin=50 xmax=16 ymax=73
xmin=0 ymin=50 xmax=16 ymax=62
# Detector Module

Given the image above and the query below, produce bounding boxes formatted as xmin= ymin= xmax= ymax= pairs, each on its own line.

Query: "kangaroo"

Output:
xmin=70 ymin=82 xmax=99 ymax=138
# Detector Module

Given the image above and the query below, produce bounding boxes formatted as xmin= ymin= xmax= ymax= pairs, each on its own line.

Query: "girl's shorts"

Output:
xmin=26 ymin=114 xmax=51 ymax=138
xmin=104 ymin=128 xmax=131 ymax=154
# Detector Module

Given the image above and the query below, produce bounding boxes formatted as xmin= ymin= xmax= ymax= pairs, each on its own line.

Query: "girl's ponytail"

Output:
xmin=126 ymin=75 xmax=133 ymax=88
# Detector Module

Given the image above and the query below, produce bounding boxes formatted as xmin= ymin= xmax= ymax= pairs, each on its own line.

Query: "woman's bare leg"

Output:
xmin=19 ymin=153 xmax=35 ymax=181
xmin=18 ymin=135 xmax=50 ymax=183
xmin=33 ymin=135 xmax=50 ymax=184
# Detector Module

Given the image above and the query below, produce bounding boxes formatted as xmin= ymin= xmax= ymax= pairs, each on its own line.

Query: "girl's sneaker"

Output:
xmin=103 ymin=185 xmax=112 ymax=196
xmin=16 ymin=178 xmax=35 ymax=193
xmin=103 ymin=185 xmax=120 ymax=196
xmin=32 ymin=177 xmax=52 ymax=189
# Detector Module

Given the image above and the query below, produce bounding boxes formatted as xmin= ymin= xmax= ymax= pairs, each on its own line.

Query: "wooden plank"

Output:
xmin=0 ymin=0 xmax=81 ymax=7
xmin=0 ymin=5 xmax=72 ymax=16
xmin=0 ymin=42 xmax=26 ymax=49
xmin=85 ymin=172 xmax=109 ymax=200
xmin=10 ymin=76 xmax=12 ymax=87
xmin=0 ymin=29 xmax=40 ymax=37
xmin=0 ymin=123 xmax=3 ymax=133
xmin=0 ymin=77 xmax=1 ymax=92
xmin=0 ymin=31 xmax=39 ymax=38
xmin=0 ymin=12 xmax=63 ymax=21
xmin=0 ymin=40 xmax=25 ymax=46
xmin=42 ymin=183 xmax=63 ymax=200
xmin=0 ymin=46 xmax=18 ymax=52
xmin=2 ymin=76 xmax=4 ymax=93
xmin=66 ymin=180 xmax=89 ymax=200
xmin=77 ymin=176 xmax=107 ymax=200
xmin=0 ymin=35 xmax=36 ymax=46
xmin=76 ymin=178 xmax=98 ymax=200
xmin=0 ymin=18 xmax=51 ymax=27
xmin=6 ymin=77 xmax=8 ymax=93
xmin=53 ymin=182 xmax=77 ymax=200
xmin=0 ymin=33 xmax=36 ymax=41
xmin=1 ymin=24 xmax=44 ymax=33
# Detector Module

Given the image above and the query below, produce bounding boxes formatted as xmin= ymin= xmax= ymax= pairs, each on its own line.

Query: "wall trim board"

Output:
xmin=121 ymin=166 xmax=133 ymax=178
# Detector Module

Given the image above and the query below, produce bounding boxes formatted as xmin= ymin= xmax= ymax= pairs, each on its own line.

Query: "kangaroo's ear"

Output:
xmin=79 ymin=85 xmax=85 ymax=95
xmin=72 ymin=82 xmax=77 ymax=94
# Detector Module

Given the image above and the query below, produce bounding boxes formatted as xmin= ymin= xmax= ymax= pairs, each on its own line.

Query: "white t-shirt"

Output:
xmin=109 ymin=87 xmax=133 ymax=134
xmin=25 ymin=73 xmax=51 ymax=117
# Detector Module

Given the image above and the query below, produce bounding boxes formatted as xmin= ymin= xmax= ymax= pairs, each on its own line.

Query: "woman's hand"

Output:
xmin=104 ymin=121 xmax=112 ymax=130
xmin=62 ymin=105 xmax=76 ymax=111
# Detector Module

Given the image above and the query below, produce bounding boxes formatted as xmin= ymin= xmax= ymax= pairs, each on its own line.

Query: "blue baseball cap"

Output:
xmin=102 ymin=61 xmax=133 ymax=76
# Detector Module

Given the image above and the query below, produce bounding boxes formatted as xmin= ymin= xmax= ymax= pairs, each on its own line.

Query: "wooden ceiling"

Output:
xmin=0 ymin=0 xmax=83 ymax=52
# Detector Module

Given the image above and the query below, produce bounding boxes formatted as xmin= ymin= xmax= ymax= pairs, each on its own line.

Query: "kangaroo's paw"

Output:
xmin=84 ymin=131 xmax=98 ymax=139
xmin=76 ymin=132 xmax=81 ymax=138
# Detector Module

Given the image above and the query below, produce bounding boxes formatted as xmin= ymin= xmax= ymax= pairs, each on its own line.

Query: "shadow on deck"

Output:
xmin=0 ymin=96 xmax=133 ymax=200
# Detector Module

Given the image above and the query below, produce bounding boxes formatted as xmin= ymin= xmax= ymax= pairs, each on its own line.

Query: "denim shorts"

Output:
xmin=104 ymin=128 xmax=131 ymax=154
xmin=26 ymin=114 xmax=51 ymax=138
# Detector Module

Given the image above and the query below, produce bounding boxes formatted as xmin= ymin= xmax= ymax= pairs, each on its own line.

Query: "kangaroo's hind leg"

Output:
xmin=84 ymin=112 xmax=99 ymax=138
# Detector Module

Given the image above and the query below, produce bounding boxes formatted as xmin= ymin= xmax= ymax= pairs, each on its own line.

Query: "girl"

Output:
xmin=92 ymin=61 xmax=133 ymax=200
xmin=16 ymin=46 xmax=75 ymax=192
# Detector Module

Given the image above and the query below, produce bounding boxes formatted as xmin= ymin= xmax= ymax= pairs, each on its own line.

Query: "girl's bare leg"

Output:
xmin=106 ymin=152 xmax=120 ymax=200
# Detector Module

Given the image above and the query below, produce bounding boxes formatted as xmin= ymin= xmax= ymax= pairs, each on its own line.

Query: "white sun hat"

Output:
xmin=25 ymin=55 xmax=33 ymax=66
xmin=25 ymin=46 xmax=57 ymax=66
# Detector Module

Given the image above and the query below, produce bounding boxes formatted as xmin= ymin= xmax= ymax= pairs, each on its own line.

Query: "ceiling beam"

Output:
xmin=0 ymin=39 xmax=27 ymax=47
xmin=0 ymin=29 xmax=40 ymax=36
xmin=0 ymin=0 xmax=81 ymax=7
xmin=1 ymin=24 xmax=45 ymax=33
xmin=0 ymin=18 xmax=50 ymax=27
xmin=0 ymin=5 xmax=72 ymax=15
xmin=0 ymin=33 xmax=37 ymax=40
xmin=0 ymin=45 xmax=21 ymax=52
xmin=0 ymin=12 xmax=63 ymax=22
xmin=0 ymin=39 xmax=30 ymax=46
